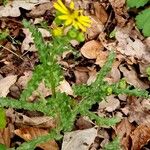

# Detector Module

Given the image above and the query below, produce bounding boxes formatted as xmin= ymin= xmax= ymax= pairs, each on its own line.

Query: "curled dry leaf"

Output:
xmin=0 ymin=0 xmax=49 ymax=17
xmin=62 ymin=128 xmax=97 ymax=150
xmin=99 ymin=95 xmax=120 ymax=112
xmin=0 ymin=124 xmax=14 ymax=148
xmin=27 ymin=2 xmax=53 ymax=17
xmin=130 ymin=124 xmax=150 ymax=150
xmin=119 ymin=65 xmax=149 ymax=89
xmin=0 ymin=75 xmax=17 ymax=97
xmin=80 ymin=40 xmax=104 ymax=59
xmin=114 ymin=118 xmax=134 ymax=150
xmin=15 ymin=113 xmax=56 ymax=129
xmin=116 ymin=27 xmax=150 ymax=63
xmin=86 ymin=16 xmax=104 ymax=40
xmin=14 ymin=127 xmax=59 ymax=150
xmin=93 ymin=2 xmax=108 ymax=24
xmin=21 ymin=28 xmax=51 ymax=52
xmin=128 ymin=97 xmax=150 ymax=125
xmin=58 ymin=80 xmax=73 ymax=95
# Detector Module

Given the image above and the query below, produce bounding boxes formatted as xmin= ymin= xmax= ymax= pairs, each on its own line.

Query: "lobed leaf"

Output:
xmin=127 ymin=0 xmax=149 ymax=8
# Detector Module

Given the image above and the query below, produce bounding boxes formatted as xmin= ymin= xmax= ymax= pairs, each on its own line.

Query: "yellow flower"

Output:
xmin=52 ymin=27 xmax=63 ymax=37
xmin=54 ymin=0 xmax=91 ymax=32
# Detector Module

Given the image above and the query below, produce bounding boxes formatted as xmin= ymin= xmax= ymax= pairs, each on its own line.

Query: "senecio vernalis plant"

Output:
xmin=0 ymin=0 xmax=149 ymax=149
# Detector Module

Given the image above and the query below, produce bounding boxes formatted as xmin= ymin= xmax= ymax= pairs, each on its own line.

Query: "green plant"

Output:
xmin=0 ymin=0 xmax=150 ymax=149
xmin=127 ymin=0 xmax=150 ymax=36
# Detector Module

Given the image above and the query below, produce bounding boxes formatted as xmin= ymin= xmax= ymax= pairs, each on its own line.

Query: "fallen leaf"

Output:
xmin=27 ymin=2 xmax=53 ymax=17
xmin=58 ymin=80 xmax=73 ymax=95
xmin=116 ymin=27 xmax=150 ymax=63
xmin=80 ymin=40 xmax=104 ymax=59
xmin=15 ymin=113 xmax=56 ymax=129
xmin=62 ymin=128 xmax=97 ymax=150
xmin=130 ymin=124 xmax=150 ymax=150
xmin=114 ymin=118 xmax=134 ymax=150
xmin=93 ymin=2 xmax=108 ymax=24
xmin=14 ymin=127 xmax=59 ymax=150
xmin=119 ymin=65 xmax=149 ymax=89
xmin=21 ymin=28 xmax=51 ymax=52
xmin=0 ymin=75 xmax=17 ymax=97
xmin=0 ymin=124 xmax=14 ymax=148
xmin=86 ymin=16 xmax=104 ymax=40
xmin=0 ymin=0 xmax=49 ymax=17
xmin=128 ymin=97 xmax=150 ymax=125
xmin=99 ymin=95 xmax=120 ymax=112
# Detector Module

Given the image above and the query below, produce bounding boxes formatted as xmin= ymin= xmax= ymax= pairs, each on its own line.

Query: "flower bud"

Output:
xmin=76 ymin=32 xmax=85 ymax=42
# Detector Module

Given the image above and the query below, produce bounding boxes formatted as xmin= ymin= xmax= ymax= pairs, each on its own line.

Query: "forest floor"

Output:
xmin=0 ymin=0 xmax=150 ymax=150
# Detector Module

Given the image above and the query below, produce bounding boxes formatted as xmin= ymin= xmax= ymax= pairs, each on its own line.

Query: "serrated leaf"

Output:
xmin=0 ymin=108 xmax=6 ymax=129
xmin=127 ymin=0 xmax=149 ymax=8
xmin=136 ymin=8 xmax=150 ymax=37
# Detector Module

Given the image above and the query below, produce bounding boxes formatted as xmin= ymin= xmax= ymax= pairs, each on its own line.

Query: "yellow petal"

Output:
xmin=58 ymin=15 xmax=69 ymax=20
xmin=57 ymin=0 xmax=69 ymax=13
xmin=69 ymin=1 xmax=75 ymax=10
xmin=76 ymin=22 xmax=86 ymax=32
xmin=79 ymin=15 xmax=91 ymax=23
xmin=54 ymin=3 xmax=69 ymax=14
xmin=65 ymin=19 xmax=73 ymax=26
xmin=78 ymin=19 xmax=91 ymax=27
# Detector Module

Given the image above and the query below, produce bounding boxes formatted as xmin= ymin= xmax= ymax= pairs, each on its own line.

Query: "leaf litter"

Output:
xmin=1 ymin=0 xmax=150 ymax=149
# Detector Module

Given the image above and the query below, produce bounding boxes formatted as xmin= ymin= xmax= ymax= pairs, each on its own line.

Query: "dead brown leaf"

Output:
xmin=130 ymin=124 xmax=150 ymax=150
xmin=93 ymin=2 xmax=108 ymax=24
xmin=14 ymin=127 xmax=59 ymax=150
xmin=128 ymin=97 xmax=150 ymax=125
xmin=114 ymin=118 xmax=134 ymax=150
xmin=15 ymin=113 xmax=56 ymax=129
xmin=80 ymin=40 xmax=104 ymax=59
xmin=0 ymin=124 xmax=14 ymax=148
xmin=86 ymin=16 xmax=104 ymax=40
xmin=119 ymin=65 xmax=149 ymax=89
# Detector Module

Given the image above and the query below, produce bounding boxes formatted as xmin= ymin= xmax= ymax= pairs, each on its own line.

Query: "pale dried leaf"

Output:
xmin=27 ymin=2 xmax=53 ymax=17
xmin=14 ymin=127 xmax=59 ymax=150
xmin=0 ymin=0 xmax=49 ymax=17
xmin=99 ymin=95 xmax=120 ymax=112
xmin=131 ymin=124 xmax=150 ymax=150
xmin=62 ymin=128 xmax=97 ymax=150
xmin=0 ymin=75 xmax=17 ymax=97
xmin=119 ymin=65 xmax=149 ymax=89
xmin=58 ymin=80 xmax=73 ymax=95
xmin=15 ymin=113 xmax=56 ymax=128
xmin=21 ymin=28 xmax=51 ymax=52
xmin=116 ymin=28 xmax=150 ymax=63
xmin=80 ymin=40 xmax=104 ymax=59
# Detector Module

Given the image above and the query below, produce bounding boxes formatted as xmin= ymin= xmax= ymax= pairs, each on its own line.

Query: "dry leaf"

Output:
xmin=80 ymin=40 xmax=104 ymax=59
xmin=14 ymin=127 xmax=59 ymax=150
xmin=128 ymin=97 xmax=150 ymax=125
xmin=27 ymin=2 xmax=53 ymax=17
xmin=130 ymin=124 xmax=150 ymax=150
xmin=116 ymin=27 xmax=150 ymax=63
xmin=99 ymin=95 xmax=120 ymax=112
xmin=15 ymin=113 xmax=56 ymax=128
xmin=0 ymin=75 xmax=17 ymax=97
xmin=119 ymin=65 xmax=149 ymax=89
xmin=21 ymin=28 xmax=51 ymax=52
xmin=114 ymin=118 xmax=134 ymax=150
xmin=58 ymin=80 xmax=73 ymax=95
xmin=93 ymin=2 xmax=108 ymax=24
xmin=62 ymin=128 xmax=97 ymax=150
xmin=0 ymin=124 xmax=14 ymax=148
xmin=0 ymin=0 xmax=49 ymax=17
xmin=86 ymin=16 xmax=104 ymax=40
